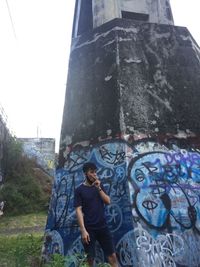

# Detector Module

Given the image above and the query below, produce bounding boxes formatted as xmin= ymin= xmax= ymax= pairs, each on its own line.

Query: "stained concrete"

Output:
xmin=61 ymin=19 xmax=200 ymax=154
xmin=44 ymin=2 xmax=200 ymax=266
xmin=73 ymin=0 xmax=174 ymax=37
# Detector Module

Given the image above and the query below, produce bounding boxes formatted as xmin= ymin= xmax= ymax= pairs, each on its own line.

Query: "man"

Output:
xmin=74 ymin=162 xmax=119 ymax=267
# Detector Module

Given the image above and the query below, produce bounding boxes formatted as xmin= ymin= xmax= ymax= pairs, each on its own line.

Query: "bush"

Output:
xmin=1 ymin=138 xmax=49 ymax=216
xmin=44 ymin=253 xmax=111 ymax=267
xmin=0 ymin=234 xmax=111 ymax=267
xmin=0 ymin=234 xmax=43 ymax=267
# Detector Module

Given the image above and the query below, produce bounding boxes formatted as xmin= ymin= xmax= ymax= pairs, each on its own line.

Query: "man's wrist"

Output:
xmin=80 ymin=226 xmax=86 ymax=232
xmin=98 ymin=187 xmax=102 ymax=192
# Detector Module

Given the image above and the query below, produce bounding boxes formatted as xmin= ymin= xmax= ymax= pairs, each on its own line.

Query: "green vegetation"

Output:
xmin=0 ymin=234 xmax=43 ymax=267
xmin=1 ymin=138 xmax=51 ymax=216
xmin=0 ymin=212 xmax=46 ymax=233
xmin=0 ymin=139 xmax=111 ymax=266
xmin=0 ymin=233 xmax=111 ymax=267
xmin=47 ymin=254 xmax=111 ymax=267
xmin=0 ymin=213 xmax=45 ymax=266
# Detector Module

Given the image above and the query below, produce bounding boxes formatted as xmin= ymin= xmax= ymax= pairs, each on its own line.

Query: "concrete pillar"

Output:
xmin=93 ymin=0 xmax=121 ymax=28
xmin=73 ymin=0 xmax=174 ymax=38
xmin=44 ymin=0 xmax=200 ymax=266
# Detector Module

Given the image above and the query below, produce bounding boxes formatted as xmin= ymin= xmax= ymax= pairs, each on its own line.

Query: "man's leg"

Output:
xmin=82 ymin=229 xmax=96 ymax=267
xmin=96 ymin=227 xmax=119 ymax=267
xmin=107 ymin=253 xmax=119 ymax=267
xmin=86 ymin=257 xmax=94 ymax=267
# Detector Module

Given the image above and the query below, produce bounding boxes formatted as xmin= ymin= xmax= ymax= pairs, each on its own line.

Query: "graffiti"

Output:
xmin=128 ymin=151 xmax=200 ymax=232
xmin=64 ymin=148 xmax=90 ymax=172
xmin=94 ymin=142 xmax=129 ymax=167
xmin=110 ymin=181 xmax=127 ymax=203
xmin=45 ymin=140 xmax=134 ymax=264
xmin=127 ymin=146 xmax=200 ymax=266
xmin=97 ymin=167 xmax=114 ymax=180
xmin=67 ymin=237 xmax=105 ymax=267
xmin=176 ymin=230 xmax=200 ymax=267
xmin=19 ymin=138 xmax=55 ymax=176
xmin=116 ymin=230 xmax=138 ymax=266
xmin=51 ymin=173 xmax=77 ymax=229
xmin=42 ymin=230 xmax=64 ymax=262
xmin=115 ymin=166 xmax=126 ymax=182
xmin=133 ymin=224 xmax=200 ymax=267
xmin=44 ymin=139 xmax=200 ymax=267
xmin=134 ymin=223 xmax=184 ymax=267
xmin=98 ymin=145 xmax=126 ymax=165
xmin=67 ymin=236 xmax=84 ymax=262
xmin=105 ymin=204 xmax=123 ymax=233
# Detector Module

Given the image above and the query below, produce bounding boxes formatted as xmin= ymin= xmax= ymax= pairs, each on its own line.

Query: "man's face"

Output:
xmin=85 ymin=168 xmax=97 ymax=184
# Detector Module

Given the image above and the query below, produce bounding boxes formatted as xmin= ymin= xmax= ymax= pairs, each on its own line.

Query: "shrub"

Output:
xmin=44 ymin=253 xmax=111 ymax=267
xmin=1 ymin=138 xmax=49 ymax=216
xmin=0 ymin=234 xmax=43 ymax=267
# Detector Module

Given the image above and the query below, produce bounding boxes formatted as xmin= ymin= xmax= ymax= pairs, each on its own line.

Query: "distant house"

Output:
xmin=18 ymin=138 xmax=55 ymax=177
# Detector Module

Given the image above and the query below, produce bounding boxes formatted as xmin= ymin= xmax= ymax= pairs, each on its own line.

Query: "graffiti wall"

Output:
xmin=18 ymin=138 xmax=55 ymax=176
xmin=44 ymin=138 xmax=200 ymax=267
xmin=128 ymin=140 xmax=200 ymax=267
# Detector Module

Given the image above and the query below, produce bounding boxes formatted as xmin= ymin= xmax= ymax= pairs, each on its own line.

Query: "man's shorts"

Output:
xmin=83 ymin=226 xmax=115 ymax=259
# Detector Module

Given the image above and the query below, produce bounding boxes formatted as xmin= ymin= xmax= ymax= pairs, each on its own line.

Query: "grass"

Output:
xmin=0 ymin=212 xmax=47 ymax=232
xmin=0 ymin=234 xmax=111 ymax=267
xmin=0 ymin=233 xmax=43 ymax=267
xmin=0 ymin=213 xmax=111 ymax=267
xmin=0 ymin=213 xmax=46 ymax=266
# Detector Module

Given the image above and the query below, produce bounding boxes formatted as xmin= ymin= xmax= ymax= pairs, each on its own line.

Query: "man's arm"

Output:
xmin=75 ymin=206 xmax=90 ymax=244
xmin=93 ymin=179 xmax=110 ymax=205
xmin=98 ymin=188 xmax=110 ymax=205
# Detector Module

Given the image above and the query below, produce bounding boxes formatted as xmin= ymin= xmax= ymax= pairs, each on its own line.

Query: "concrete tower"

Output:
xmin=73 ymin=0 xmax=173 ymax=36
xmin=44 ymin=1 xmax=200 ymax=266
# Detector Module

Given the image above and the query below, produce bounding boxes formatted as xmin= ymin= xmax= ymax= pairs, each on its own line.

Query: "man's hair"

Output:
xmin=82 ymin=162 xmax=97 ymax=173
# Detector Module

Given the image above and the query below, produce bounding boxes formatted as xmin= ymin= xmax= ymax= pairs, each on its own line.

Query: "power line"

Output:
xmin=5 ymin=0 xmax=17 ymax=39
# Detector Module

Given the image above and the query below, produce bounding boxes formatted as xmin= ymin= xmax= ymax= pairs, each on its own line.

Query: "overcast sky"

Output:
xmin=0 ymin=0 xmax=199 ymax=152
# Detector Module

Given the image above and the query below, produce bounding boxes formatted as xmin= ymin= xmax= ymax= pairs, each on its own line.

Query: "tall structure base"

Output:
xmin=44 ymin=19 xmax=200 ymax=267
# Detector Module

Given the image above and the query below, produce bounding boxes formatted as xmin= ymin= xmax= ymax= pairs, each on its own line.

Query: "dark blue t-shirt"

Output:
xmin=74 ymin=183 xmax=107 ymax=229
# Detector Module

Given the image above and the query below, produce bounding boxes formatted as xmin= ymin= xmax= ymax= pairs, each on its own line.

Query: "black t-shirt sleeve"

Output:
xmin=74 ymin=187 xmax=82 ymax=208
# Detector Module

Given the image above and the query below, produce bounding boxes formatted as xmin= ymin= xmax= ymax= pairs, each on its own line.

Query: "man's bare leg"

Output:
xmin=107 ymin=253 xmax=119 ymax=267
xmin=87 ymin=257 xmax=94 ymax=267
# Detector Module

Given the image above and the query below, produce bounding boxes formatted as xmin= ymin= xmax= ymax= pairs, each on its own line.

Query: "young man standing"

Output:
xmin=74 ymin=162 xmax=119 ymax=267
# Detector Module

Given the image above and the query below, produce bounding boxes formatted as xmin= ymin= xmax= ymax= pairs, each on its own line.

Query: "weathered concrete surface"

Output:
xmin=44 ymin=17 xmax=200 ymax=267
xmin=73 ymin=0 xmax=174 ymax=37
xmin=61 ymin=19 xmax=200 ymax=154
xmin=45 ymin=5 xmax=200 ymax=267
xmin=45 ymin=138 xmax=200 ymax=267
xmin=118 ymin=21 xmax=200 ymax=135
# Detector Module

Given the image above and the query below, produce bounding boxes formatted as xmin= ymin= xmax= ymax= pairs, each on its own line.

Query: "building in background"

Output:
xmin=44 ymin=0 xmax=200 ymax=266
xmin=18 ymin=138 xmax=55 ymax=177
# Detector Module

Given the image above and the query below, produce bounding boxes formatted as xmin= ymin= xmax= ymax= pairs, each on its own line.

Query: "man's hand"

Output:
xmin=92 ymin=178 xmax=101 ymax=189
xmin=81 ymin=229 xmax=90 ymax=244
xmin=76 ymin=207 xmax=91 ymax=244
xmin=90 ymin=173 xmax=101 ymax=189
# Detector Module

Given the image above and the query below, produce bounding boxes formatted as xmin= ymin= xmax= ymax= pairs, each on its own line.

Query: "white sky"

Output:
xmin=0 ymin=0 xmax=200 ymax=152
